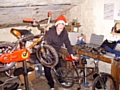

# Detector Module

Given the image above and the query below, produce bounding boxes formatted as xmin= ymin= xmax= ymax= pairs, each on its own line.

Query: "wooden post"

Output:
xmin=111 ymin=61 xmax=119 ymax=90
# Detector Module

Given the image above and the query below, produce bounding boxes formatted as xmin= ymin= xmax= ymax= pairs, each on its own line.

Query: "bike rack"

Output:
xmin=81 ymin=56 xmax=90 ymax=88
xmin=23 ymin=60 xmax=29 ymax=90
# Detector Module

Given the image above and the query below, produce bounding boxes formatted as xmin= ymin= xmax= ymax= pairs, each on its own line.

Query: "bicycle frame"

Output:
xmin=65 ymin=56 xmax=99 ymax=87
xmin=0 ymin=48 xmax=30 ymax=63
xmin=54 ymin=47 xmax=116 ymax=89
xmin=0 ymin=12 xmax=51 ymax=64
xmin=23 ymin=14 xmax=51 ymax=51
xmin=0 ymin=11 xmax=54 ymax=90
xmin=26 ymin=34 xmax=45 ymax=50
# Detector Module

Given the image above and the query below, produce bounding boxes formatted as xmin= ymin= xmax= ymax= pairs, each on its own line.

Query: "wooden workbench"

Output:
xmin=59 ymin=46 xmax=119 ymax=90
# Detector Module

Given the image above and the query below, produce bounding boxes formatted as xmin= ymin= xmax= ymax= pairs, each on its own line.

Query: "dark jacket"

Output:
xmin=45 ymin=26 xmax=73 ymax=54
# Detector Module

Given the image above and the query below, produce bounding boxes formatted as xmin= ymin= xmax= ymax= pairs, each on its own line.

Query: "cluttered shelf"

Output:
xmin=65 ymin=20 xmax=81 ymax=32
xmin=59 ymin=45 xmax=112 ymax=64
xmin=111 ymin=32 xmax=120 ymax=35
xmin=111 ymin=22 xmax=120 ymax=36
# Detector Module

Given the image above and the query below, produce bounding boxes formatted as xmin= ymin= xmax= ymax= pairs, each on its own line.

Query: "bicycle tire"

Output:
xmin=0 ymin=41 xmax=16 ymax=72
xmin=1 ymin=77 xmax=21 ymax=90
xmin=36 ymin=44 xmax=58 ymax=68
xmin=92 ymin=72 xmax=116 ymax=90
xmin=4 ymin=66 xmax=16 ymax=78
xmin=54 ymin=67 xmax=75 ymax=88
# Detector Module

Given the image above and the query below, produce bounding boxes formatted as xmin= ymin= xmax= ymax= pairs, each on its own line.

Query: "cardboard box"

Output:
xmin=68 ymin=22 xmax=81 ymax=27
xmin=34 ymin=64 xmax=45 ymax=77
xmin=65 ymin=26 xmax=72 ymax=32
xmin=65 ymin=22 xmax=81 ymax=32
xmin=16 ymin=62 xmax=36 ymax=84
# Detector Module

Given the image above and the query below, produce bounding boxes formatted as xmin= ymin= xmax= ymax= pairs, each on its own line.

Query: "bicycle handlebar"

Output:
xmin=23 ymin=11 xmax=52 ymax=31
xmin=65 ymin=56 xmax=79 ymax=62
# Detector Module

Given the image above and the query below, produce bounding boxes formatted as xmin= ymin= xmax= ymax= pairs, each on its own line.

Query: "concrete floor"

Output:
xmin=0 ymin=72 xmax=92 ymax=90
xmin=29 ymin=76 xmax=93 ymax=90
xmin=0 ymin=71 xmax=119 ymax=90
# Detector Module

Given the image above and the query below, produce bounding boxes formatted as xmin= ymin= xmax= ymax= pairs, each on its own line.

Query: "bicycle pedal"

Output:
xmin=77 ymin=87 xmax=81 ymax=90
xmin=0 ymin=80 xmax=4 ymax=84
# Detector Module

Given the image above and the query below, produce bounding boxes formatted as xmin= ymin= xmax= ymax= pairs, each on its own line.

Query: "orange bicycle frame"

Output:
xmin=0 ymin=49 xmax=30 ymax=63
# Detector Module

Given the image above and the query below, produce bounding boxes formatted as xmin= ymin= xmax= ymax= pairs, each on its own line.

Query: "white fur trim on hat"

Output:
xmin=55 ymin=20 xmax=66 ymax=26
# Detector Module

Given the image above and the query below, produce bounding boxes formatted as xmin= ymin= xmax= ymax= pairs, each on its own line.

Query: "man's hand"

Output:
xmin=70 ymin=54 xmax=79 ymax=60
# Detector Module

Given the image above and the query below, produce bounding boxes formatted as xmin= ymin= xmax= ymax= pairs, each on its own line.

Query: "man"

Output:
xmin=45 ymin=15 xmax=78 ymax=90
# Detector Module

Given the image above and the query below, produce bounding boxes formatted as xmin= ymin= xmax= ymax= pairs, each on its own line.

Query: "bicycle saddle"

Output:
xmin=13 ymin=67 xmax=34 ymax=76
xmin=11 ymin=28 xmax=34 ymax=41
xmin=11 ymin=28 xmax=33 ymax=37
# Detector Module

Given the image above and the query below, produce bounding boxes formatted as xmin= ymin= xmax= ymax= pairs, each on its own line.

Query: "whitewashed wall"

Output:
xmin=66 ymin=0 xmax=120 ymax=42
xmin=66 ymin=0 xmax=95 ymax=42
xmin=93 ymin=0 xmax=120 ymax=41
xmin=0 ymin=0 xmax=82 ymax=25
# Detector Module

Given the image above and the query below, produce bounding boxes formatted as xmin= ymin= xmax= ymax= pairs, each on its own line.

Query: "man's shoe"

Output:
xmin=61 ymin=82 xmax=71 ymax=87
xmin=50 ymin=88 xmax=55 ymax=90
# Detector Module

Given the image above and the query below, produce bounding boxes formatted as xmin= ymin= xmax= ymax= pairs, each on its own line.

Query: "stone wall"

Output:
xmin=0 ymin=0 xmax=82 ymax=26
xmin=65 ymin=0 xmax=95 ymax=42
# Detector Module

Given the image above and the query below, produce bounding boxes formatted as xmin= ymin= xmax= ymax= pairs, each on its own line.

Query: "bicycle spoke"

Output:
xmin=92 ymin=73 xmax=116 ymax=90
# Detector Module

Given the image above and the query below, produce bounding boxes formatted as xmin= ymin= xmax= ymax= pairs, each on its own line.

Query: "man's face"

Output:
xmin=56 ymin=23 xmax=65 ymax=34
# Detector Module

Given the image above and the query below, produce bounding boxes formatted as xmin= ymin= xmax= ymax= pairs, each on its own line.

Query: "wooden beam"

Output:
xmin=72 ymin=46 xmax=112 ymax=63
xmin=111 ymin=61 xmax=119 ymax=90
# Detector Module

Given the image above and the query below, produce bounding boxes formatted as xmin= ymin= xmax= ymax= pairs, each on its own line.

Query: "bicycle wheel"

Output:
xmin=0 ymin=41 xmax=16 ymax=72
xmin=54 ymin=67 xmax=75 ymax=88
xmin=4 ymin=65 xmax=16 ymax=78
xmin=36 ymin=44 xmax=58 ymax=68
xmin=92 ymin=72 xmax=116 ymax=90
xmin=1 ymin=77 xmax=21 ymax=90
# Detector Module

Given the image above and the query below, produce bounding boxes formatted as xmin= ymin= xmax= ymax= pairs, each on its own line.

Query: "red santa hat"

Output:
xmin=55 ymin=15 xmax=67 ymax=26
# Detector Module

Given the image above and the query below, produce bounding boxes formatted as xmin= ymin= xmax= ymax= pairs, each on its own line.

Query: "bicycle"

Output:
xmin=54 ymin=47 xmax=116 ymax=90
xmin=0 ymin=12 xmax=58 ymax=90
xmin=0 ymin=11 xmax=58 ymax=72
xmin=0 ymin=76 xmax=21 ymax=90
